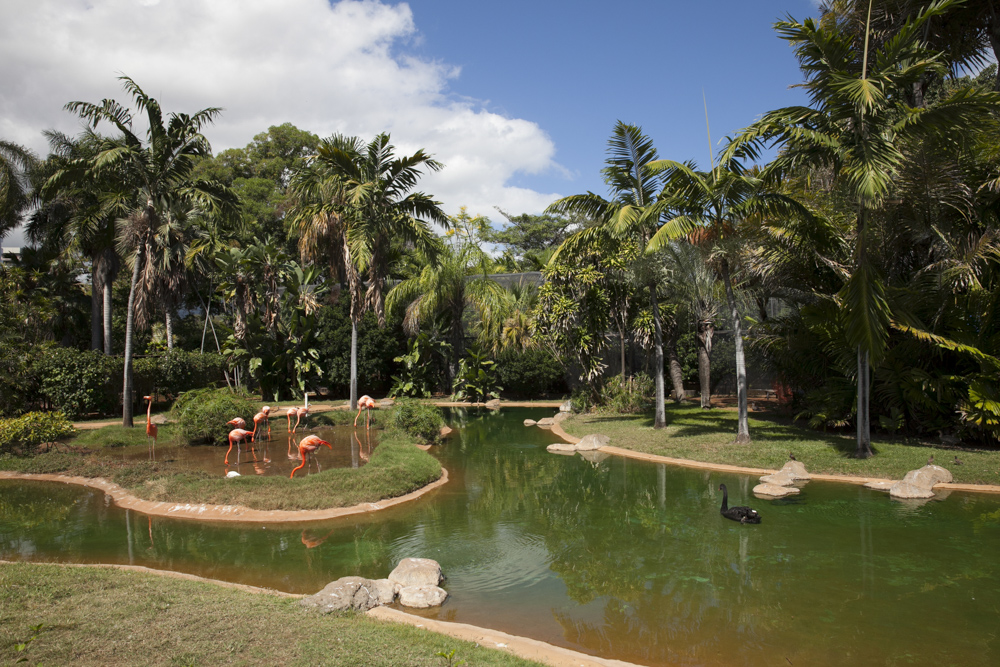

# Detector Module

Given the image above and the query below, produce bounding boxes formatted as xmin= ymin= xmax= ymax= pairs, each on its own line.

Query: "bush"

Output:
xmin=33 ymin=348 xmax=121 ymax=418
xmin=171 ymin=388 xmax=257 ymax=445
xmin=0 ymin=411 xmax=76 ymax=456
xmin=495 ymin=348 xmax=567 ymax=398
xmin=600 ymin=373 xmax=655 ymax=414
xmin=134 ymin=350 xmax=228 ymax=399
xmin=391 ymin=399 xmax=445 ymax=445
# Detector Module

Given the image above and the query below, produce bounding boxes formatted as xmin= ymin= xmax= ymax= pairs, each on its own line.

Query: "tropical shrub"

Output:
xmin=0 ymin=411 xmax=76 ymax=456
xmin=171 ymin=388 xmax=257 ymax=445
xmin=451 ymin=346 xmax=502 ymax=402
xmin=133 ymin=350 xmax=227 ymax=399
xmin=391 ymin=333 xmax=450 ymax=398
xmin=33 ymin=348 xmax=120 ymax=418
xmin=315 ymin=302 xmax=409 ymax=397
xmin=495 ymin=347 xmax=566 ymax=398
xmin=600 ymin=373 xmax=654 ymax=414
xmin=391 ymin=399 xmax=445 ymax=445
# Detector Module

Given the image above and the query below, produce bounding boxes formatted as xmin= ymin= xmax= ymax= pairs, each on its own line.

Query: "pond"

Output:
xmin=2 ymin=408 xmax=999 ymax=666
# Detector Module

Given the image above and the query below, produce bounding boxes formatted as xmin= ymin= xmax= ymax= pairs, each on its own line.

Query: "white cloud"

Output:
xmin=0 ymin=0 xmax=563 ymax=244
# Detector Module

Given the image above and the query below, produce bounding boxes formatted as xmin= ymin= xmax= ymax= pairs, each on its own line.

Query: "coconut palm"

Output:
xmin=727 ymin=2 xmax=1000 ymax=455
xmin=0 ymin=140 xmax=36 ymax=236
xmin=548 ymin=122 xmax=671 ymax=428
xmin=50 ymin=76 xmax=238 ymax=427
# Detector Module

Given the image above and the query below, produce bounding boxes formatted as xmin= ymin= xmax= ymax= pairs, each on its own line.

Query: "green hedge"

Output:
xmin=495 ymin=347 xmax=567 ymax=398
xmin=0 ymin=411 xmax=76 ymax=456
xmin=171 ymin=388 xmax=258 ymax=445
xmin=391 ymin=399 xmax=445 ymax=445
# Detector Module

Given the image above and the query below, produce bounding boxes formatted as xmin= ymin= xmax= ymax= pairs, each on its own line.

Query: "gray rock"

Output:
xmin=753 ymin=483 xmax=800 ymax=498
xmin=379 ymin=398 xmax=394 ymax=408
xmin=560 ymin=400 xmax=573 ymax=412
xmin=759 ymin=471 xmax=797 ymax=486
xmin=780 ymin=460 xmax=811 ymax=480
xmin=523 ymin=419 xmax=537 ymax=426
xmin=485 ymin=398 xmax=501 ymax=409
xmin=902 ymin=464 xmax=953 ymax=490
xmin=575 ymin=434 xmax=610 ymax=451
xmin=536 ymin=417 xmax=555 ymax=426
xmin=398 ymin=585 xmax=448 ymax=608
xmin=889 ymin=481 xmax=936 ymax=499
xmin=388 ymin=558 xmax=442 ymax=588
xmin=300 ymin=576 xmax=383 ymax=613
xmin=371 ymin=578 xmax=396 ymax=606
xmin=553 ymin=412 xmax=570 ymax=424
xmin=546 ymin=443 xmax=577 ymax=454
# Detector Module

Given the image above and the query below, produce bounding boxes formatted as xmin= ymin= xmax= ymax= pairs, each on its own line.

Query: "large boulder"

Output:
xmin=300 ymin=576 xmax=384 ymax=613
xmin=398 ymin=585 xmax=448 ymax=608
xmin=759 ymin=471 xmax=797 ymax=487
xmin=889 ymin=481 xmax=936 ymax=499
xmin=864 ymin=481 xmax=895 ymax=491
xmin=901 ymin=465 xmax=953 ymax=490
xmin=388 ymin=558 xmax=442 ymax=588
xmin=753 ymin=483 xmax=800 ymax=498
xmin=371 ymin=578 xmax=396 ymax=606
xmin=575 ymin=434 xmax=610 ymax=451
xmin=546 ymin=443 xmax=577 ymax=454
xmin=559 ymin=400 xmax=573 ymax=412
xmin=780 ymin=460 xmax=811 ymax=480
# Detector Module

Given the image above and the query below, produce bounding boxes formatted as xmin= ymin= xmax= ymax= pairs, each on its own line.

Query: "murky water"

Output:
xmin=2 ymin=408 xmax=999 ymax=666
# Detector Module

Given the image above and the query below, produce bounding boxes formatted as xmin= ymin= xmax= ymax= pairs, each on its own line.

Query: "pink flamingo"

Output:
xmin=226 ymin=417 xmax=246 ymax=429
xmin=289 ymin=435 xmax=332 ymax=478
xmin=225 ymin=428 xmax=254 ymax=465
xmin=252 ymin=407 xmax=271 ymax=443
xmin=293 ymin=405 xmax=309 ymax=433
xmin=354 ymin=395 xmax=376 ymax=429
xmin=143 ymin=395 xmax=157 ymax=460
xmin=285 ymin=407 xmax=298 ymax=433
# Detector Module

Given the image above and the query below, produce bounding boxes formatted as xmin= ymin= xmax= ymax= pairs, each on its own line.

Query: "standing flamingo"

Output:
xmin=293 ymin=405 xmax=309 ymax=433
xmin=289 ymin=435 xmax=332 ymax=478
xmin=285 ymin=407 xmax=297 ymax=433
xmin=225 ymin=428 xmax=254 ymax=465
xmin=227 ymin=417 xmax=246 ymax=429
xmin=354 ymin=395 xmax=376 ymax=429
xmin=143 ymin=395 xmax=157 ymax=460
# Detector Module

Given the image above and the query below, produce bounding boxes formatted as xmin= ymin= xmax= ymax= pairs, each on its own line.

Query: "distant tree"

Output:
xmin=0 ymin=140 xmax=37 ymax=236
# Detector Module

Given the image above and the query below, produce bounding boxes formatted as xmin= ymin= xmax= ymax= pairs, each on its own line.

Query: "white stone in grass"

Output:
xmin=388 ymin=558 xmax=442 ymax=588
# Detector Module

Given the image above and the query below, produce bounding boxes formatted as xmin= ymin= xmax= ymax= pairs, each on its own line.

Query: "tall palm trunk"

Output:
xmin=103 ymin=278 xmax=113 ymax=355
xmin=90 ymin=267 xmax=102 ymax=351
xmin=856 ymin=348 xmax=872 ymax=457
xmin=721 ymin=259 xmax=750 ymax=444
xmin=165 ymin=309 xmax=174 ymax=350
xmin=122 ymin=241 xmax=146 ymax=428
xmin=697 ymin=317 xmax=714 ymax=408
xmin=350 ymin=319 xmax=358 ymax=411
xmin=666 ymin=320 xmax=685 ymax=403
xmin=619 ymin=329 xmax=627 ymax=378
xmin=650 ymin=288 xmax=666 ymax=429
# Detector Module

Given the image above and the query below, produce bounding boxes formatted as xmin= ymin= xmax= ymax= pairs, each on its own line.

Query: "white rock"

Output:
xmin=864 ymin=481 xmax=895 ymax=491
xmin=372 ymin=578 xmax=396 ymax=606
xmin=300 ymin=576 xmax=384 ymax=613
xmin=546 ymin=443 xmax=577 ymax=453
xmin=559 ymin=400 xmax=572 ymax=412
xmin=225 ymin=471 xmax=241 ymax=478
xmin=536 ymin=417 xmax=555 ymax=426
xmin=889 ymin=481 xmax=936 ymax=499
xmin=753 ymin=483 xmax=800 ymax=498
xmin=759 ymin=471 xmax=797 ymax=486
xmin=485 ymin=398 xmax=501 ymax=409
xmin=553 ymin=411 xmax=570 ymax=424
xmin=780 ymin=460 xmax=811 ymax=480
xmin=901 ymin=464 xmax=953 ymax=490
xmin=379 ymin=398 xmax=394 ymax=408
xmin=523 ymin=419 xmax=537 ymax=426
xmin=575 ymin=434 xmax=609 ymax=451
xmin=388 ymin=558 xmax=442 ymax=588
xmin=398 ymin=585 xmax=448 ymax=608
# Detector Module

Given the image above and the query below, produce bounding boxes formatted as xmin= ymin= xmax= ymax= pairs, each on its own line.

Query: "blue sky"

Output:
xmin=1 ymin=1 xmax=820 ymax=246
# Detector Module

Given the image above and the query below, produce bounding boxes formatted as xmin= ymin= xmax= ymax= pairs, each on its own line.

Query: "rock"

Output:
xmin=388 ymin=558 xmax=442 ymax=588
xmin=379 ymin=398 xmax=394 ymax=408
xmin=536 ymin=417 xmax=555 ymax=427
xmin=523 ymin=419 xmax=537 ymax=426
xmin=759 ymin=471 xmax=797 ymax=487
xmin=753 ymin=483 xmax=800 ymax=498
xmin=575 ymin=434 xmax=610 ymax=451
xmin=559 ymin=400 xmax=572 ymax=412
xmin=864 ymin=481 xmax=895 ymax=491
xmin=439 ymin=425 xmax=453 ymax=439
xmin=901 ymin=464 xmax=953 ymax=490
xmin=485 ymin=398 xmax=501 ymax=409
xmin=552 ymin=412 xmax=570 ymax=424
xmin=151 ymin=414 xmax=170 ymax=425
xmin=779 ymin=460 xmax=811 ymax=480
xmin=397 ymin=585 xmax=448 ymax=608
xmin=889 ymin=481 xmax=935 ymax=499
xmin=225 ymin=471 xmax=241 ymax=478
xmin=546 ymin=443 xmax=577 ymax=454
xmin=578 ymin=450 xmax=610 ymax=464
xmin=371 ymin=578 xmax=396 ymax=606
xmin=300 ymin=576 xmax=384 ymax=613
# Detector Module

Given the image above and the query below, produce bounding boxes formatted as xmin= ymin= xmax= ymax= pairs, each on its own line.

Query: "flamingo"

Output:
xmin=293 ymin=405 xmax=309 ymax=433
xmin=289 ymin=435 xmax=332 ymax=478
xmin=226 ymin=417 xmax=246 ymax=429
xmin=252 ymin=406 xmax=271 ymax=442
xmin=225 ymin=428 xmax=254 ymax=465
xmin=354 ymin=395 xmax=376 ymax=429
xmin=143 ymin=395 xmax=157 ymax=460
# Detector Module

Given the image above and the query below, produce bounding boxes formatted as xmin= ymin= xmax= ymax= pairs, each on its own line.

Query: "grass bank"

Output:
xmin=0 ymin=428 xmax=441 ymax=511
xmin=0 ymin=562 xmax=540 ymax=667
xmin=561 ymin=404 xmax=1000 ymax=485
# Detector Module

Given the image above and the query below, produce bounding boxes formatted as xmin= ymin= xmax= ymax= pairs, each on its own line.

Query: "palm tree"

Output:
xmin=290 ymin=133 xmax=447 ymax=410
xmin=727 ymin=3 xmax=1000 ymax=455
xmin=51 ymin=76 xmax=238 ymax=427
xmin=548 ymin=122 xmax=670 ymax=428
xmin=0 ymin=140 xmax=37 ymax=237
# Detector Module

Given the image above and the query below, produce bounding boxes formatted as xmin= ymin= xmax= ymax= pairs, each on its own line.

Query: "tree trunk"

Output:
xmin=122 ymin=243 xmax=145 ymax=428
xmin=855 ymin=347 xmax=873 ymax=458
xmin=666 ymin=325 xmax=685 ymax=403
xmin=721 ymin=260 xmax=750 ymax=444
xmin=620 ymin=330 xmax=627 ymax=379
xmin=165 ymin=309 xmax=174 ymax=350
xmin=650 ymin=288 xmax=667 ymax=429
xmin=103 ymin=276 xmax=113 ymax=355
xmin=90 ymin=260 xmax=102 ymax=351
xmin=350 ymin=319 xmax=359 ymax=411
xmin=696 ymin=318 xmax=714 ymax=409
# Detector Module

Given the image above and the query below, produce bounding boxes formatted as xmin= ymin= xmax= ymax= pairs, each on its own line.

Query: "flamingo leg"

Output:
xmin=355 ymin=405 xmax=362 ymax=427
xmin=290 ymin=451 xmax=307 ymax=478
xmin=225 ymin=436 xmax=235 ymax=465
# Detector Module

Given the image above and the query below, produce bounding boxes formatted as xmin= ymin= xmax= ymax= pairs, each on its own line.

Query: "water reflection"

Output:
xmin=1 ymin=408 xmax=999 ymax=666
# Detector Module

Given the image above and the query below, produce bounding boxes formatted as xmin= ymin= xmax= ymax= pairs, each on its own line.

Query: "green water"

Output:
xmin=2 ymin=408 xmax=999 ymax=666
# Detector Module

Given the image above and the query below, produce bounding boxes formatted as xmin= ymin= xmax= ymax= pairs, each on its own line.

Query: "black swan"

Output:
xmin=719 ymin=484 xmax=761 ymax=524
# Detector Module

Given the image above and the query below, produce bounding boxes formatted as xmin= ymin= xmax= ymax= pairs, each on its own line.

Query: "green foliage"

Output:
xmin=133 ymin=350 xmax=227 ymax=399
xmin=391 ymin=333 xmax=450 ymax=398
xmin=451 ymin=346 xmax=502 ymax=402
xmin=12 ymin=622 xmax=47 ymax=663
xmin=495 ymin=347 xmax=566 ymax=398
xmin=315 ymin=300 xmax=408 ymax=396
xmin=391 ymin=398 xmax=445 ymax=445
xmin=33 ymin=347 xmax=120 ymax=418
xmin=959 ymin=377 xmax=1000 ymax=442
xmin=436 ymin=648 xmax=467 ymax=667
xmin=600 ymin=373 xmax=655 ymax=414
xmin=171 ymin=388 xmax=256 ymax=445
xmin=0 ymin=412 xmax=75 ymax=456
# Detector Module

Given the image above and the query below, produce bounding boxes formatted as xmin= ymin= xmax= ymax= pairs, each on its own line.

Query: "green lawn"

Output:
xmin=561 ymin=404 xmax=1000 ymax=485
xmin=0 ymin=562 xmax=542 ymax=667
